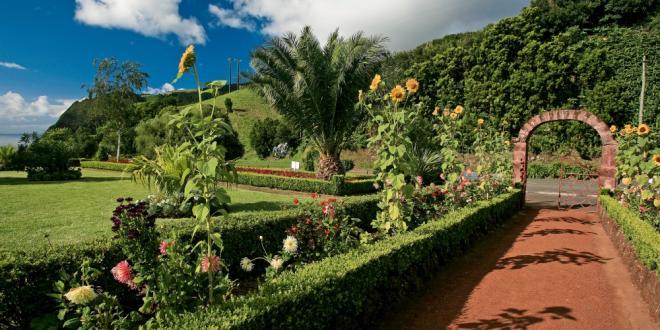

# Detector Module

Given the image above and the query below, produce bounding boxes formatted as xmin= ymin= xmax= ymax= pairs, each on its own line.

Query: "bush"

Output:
xmin=527 ymin=161 xmax=595 ymax=179
xmin=224 ymin=97 xmax=233 ymax=113
xmin=600 ymin=195 xmax=659 ymax=274
xmin=23 ymin=137 xmax=80 ymax=181
xmin=302 ymin=149 xmax=319 ymax=171
xmin=81 ymin=160 xmax=133 ymax=172
xmin=164 ymin=190 xmax=522 ymax=329
xmin=0 ymin=194 xmax=380 ymax=328
xmin=0 ymin=145 xmax=16 ymax=170
xmin=250 ymin=118 xmax=279 ymax=158
xmin=341 ymin=159 xmax=355 ymax=172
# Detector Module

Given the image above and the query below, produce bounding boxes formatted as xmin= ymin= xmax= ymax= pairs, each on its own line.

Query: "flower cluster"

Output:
xmin=111 ymin=197 xmax=155 ymax=236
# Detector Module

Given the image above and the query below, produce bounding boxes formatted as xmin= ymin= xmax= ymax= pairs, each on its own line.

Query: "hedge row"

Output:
xmin=165 ymin=190 xmax=523 ymax=329
xmin=81 ymin=161 xmax=376 ymax=195
xmin=0 ymin=195 xmax=379 ymax=328
xmin=527 ymin=161 xmax=596 ymax=179
xmin=600 ymin=195 xmax=660 ymax=274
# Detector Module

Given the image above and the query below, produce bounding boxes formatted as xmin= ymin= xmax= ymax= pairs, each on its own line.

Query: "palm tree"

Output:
xmin=247 ymin=26 xmax=387 ymax=179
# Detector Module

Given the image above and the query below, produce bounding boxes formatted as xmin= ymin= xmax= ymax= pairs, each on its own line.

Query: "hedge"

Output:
xmin=600 ymin=195 xmax=660 ymax=274
xmin=165 ymin=190 xmax=522 ymax=329
xmin=0 ymin=195 xmax=379 ymax=328
xmin=81 ymin=161 xmax=376 ymax=195
xmin=527 ymin=161 xmax=596 ymax=179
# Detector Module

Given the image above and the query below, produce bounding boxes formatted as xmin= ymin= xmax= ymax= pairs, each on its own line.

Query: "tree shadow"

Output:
xmin=456 ymin=306 xmax=576 ymax=329
xmin=521 ymin=228 xmax=596 ymax=238
xmin=534 ymin=216 xmax=596 ymax=225
xmin=495 ymin=248 xmax=610 ymax=270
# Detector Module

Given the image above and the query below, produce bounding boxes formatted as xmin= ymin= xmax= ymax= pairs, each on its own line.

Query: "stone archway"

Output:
xmin=512 ymin=109 xmax=617 ymax=199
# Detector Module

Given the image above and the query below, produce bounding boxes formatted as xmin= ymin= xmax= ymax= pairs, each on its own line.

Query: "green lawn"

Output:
xmin=0 ymin=169 xmax=303 ymax=253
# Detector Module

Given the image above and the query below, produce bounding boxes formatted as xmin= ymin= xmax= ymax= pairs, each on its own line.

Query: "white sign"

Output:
xmin=291 ymin=161 xmax=300 ymax=170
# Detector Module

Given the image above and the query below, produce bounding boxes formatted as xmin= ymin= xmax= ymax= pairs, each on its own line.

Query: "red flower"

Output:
xmin=111 ymin=260 xmax=136 ymax=289
xmin=311 ymin=192 xmax=318 ymax=199
xmin=324 ymin=229 xmax=331 ymax=237
xmin=201 ymin=255 xmax=221 ymax=273
xmin=159 ymin=240 xmax=174 ymax=255
xmin=293 ymin=198 xmax=300 ymax=205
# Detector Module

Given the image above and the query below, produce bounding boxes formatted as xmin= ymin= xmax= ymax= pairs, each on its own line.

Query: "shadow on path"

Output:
xmin=455 ymin=306 xmax=577 ymax=329
xmin=494 ymin=247 xmax=610 ymax=270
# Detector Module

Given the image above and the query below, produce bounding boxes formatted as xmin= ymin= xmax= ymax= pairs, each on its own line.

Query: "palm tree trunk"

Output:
xmin=316 ymin=152 xmax=344 ymax=180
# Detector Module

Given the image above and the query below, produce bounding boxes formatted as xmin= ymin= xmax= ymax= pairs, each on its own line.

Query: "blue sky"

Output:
xmin=0 ymin=0 xmax=529 ymax=134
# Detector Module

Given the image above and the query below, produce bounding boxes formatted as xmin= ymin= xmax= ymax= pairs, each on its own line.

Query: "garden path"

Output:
xmin=380 ymin=204 xmax=656 ymax=329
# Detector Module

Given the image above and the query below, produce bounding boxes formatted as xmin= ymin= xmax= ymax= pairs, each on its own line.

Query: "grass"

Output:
xmin=0 ymin=169 xmax=304 ymax=253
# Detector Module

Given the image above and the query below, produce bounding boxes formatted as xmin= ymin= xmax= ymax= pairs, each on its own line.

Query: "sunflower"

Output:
xmin=390 ymin=85 xmax=406 ymax=103
xmin=478 ymin=118 xmax=485 ymax=126
xmin=450 ymin=112 xmax=458 ymax=120
xmin=637 ymin=123 xmax=650 ymax=136
xmin=609 ymin=125 xmax=617 ymax=133
xmin=624 ymin=124 xmax=635 ymax=135
xmin=454 ymin=105 xmax=464 ymax=114
xmin=405 ymin=79 xmax=419 ymax=94
xmin=653 ymin=154 xmax=660 ymax=167
xmin=178 ymin=45 xmax=196 ymax=77
xmin=621 ymin=177 xmax=632 ymax=186
xmin=370 ymin=74 xmax=382 ymax=92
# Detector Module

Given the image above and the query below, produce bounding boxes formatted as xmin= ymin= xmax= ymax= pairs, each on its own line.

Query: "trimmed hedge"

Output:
xmin=0 ymin=195 xmax=379 ymax=328
xmin=165 ymin=190 xmax=522 ymax=329
xmin=80 ymin=160 xmax=134 ymax=172
xmin=81 ymin=161 xmax=376 ymax=195
xmin=600 ymin=195 xmax=660 ymax=274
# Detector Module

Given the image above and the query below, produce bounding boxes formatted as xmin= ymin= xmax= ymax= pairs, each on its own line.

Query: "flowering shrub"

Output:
xmin=614 ymin=123 xmax=659 ymax=229
xmin=241 ymin=195 xmax=363 ymax=279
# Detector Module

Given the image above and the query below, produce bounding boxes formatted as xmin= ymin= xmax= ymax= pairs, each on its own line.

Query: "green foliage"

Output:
xmin=600 ymin=195 xmax=660 ymax=273
xmin=341 ymin=159 xmax=355 ymax=172
xmin=80 ymin=160 xmax=132 ymax=172
xmin=162 ymin=190 xmax=522 ymax=329
xmin=527 ymin=161 xmax=597 ymax=178
xmin=247 ymin=26 xmax=387 ymax=178
xmin=302 ymin=149 xmax=320 ymax=171
xmin=22 ymin=132 xmax=81 ymax=181
xmin=0 ymin=145 xmax=16 ymax=170
xmin=249 ymin=118 xmax=280 ymax=159
xmin=234 ymin=172 xmax=376 ymax=196
xmin=0 ymin=194 xmax=379 ymax=327
xmin=224 ymin=97 xmax=233 ymax=113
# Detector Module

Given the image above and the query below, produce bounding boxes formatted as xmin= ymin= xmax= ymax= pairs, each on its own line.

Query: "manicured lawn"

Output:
xmin=0 ymin=169 xmax=303 ymax=253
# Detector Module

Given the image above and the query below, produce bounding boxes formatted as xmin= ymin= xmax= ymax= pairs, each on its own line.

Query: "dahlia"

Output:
xmin=282 ymin=236 xmax=298 ymax=254
xmin=270 ymin=255 xmax=283 ymax=270
xmin=201 ymin=255 xmax=221 ymax=273
xmin=64 ymin=286 xmax=97 ymax=305
xmin=111 ymin=261 xmax=135 ymax=288
xmin=240 ymin=257 xmax=254 ymax=272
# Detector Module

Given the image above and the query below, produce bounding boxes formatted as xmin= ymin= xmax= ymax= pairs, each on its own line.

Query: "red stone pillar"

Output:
xmin=599 ymin=143 xmax=617 ymax=190
xmin=512 ymin=141 xmax=527 ymax=186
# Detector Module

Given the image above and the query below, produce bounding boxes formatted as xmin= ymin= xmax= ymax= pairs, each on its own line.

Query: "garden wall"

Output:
xmin=165 ymin=190 xmax=523 ymax=329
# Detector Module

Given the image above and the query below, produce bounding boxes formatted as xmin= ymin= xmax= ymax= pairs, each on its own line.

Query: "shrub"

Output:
xmin=224 ymin=97 xmax=233 ymax=113
xmin=341 ymin=159 xmax=355 ymax=172
xmin=527 ymin=161 xmax=596 ymax=179
xmin=234 ymin=172 xmax=376 ymax=196
xmin=249 ymin=118 xmax=279 ymax=159
xmin=0 ymin=194 xmax=379 ymax=328
xmin=24 ymin=137 xmax=80 ymax=181
xmin=164 ymin=190 xmax=522 ymax=329
xmin=600 ymin=195 xmax=659 ymax=273
xmin=81 ymin=161 xmax=133 ymax=172
xmin=302 ymin=149 xmax=320 ymax=171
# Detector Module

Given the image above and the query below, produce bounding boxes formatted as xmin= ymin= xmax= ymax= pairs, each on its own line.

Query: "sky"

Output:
xmin=0 ymin=0 xmax=529 ymax=134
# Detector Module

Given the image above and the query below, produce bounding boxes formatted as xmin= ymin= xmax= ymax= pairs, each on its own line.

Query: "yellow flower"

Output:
xmin=624 ymin=124 xmax=635 ymax=135
xmin=653 ymin=154 xmax=660 ymax=167
xmin=637 ymin=123 xmax=650 ymax=136
xmin=609 ymin=125 xmax=617 ymax=133
xmin=178 ymin=45 xmax=196 ymax=76
xmin=432 ymin=106 xmax=440 ymax=116
xmin=454 ymin=105 xmax=464 ymax=114
xmin=390 ymin=85 xmax=406 ymax=103
xmin=504 ymin=140 xmax=511 ymax=146
xmin=450 ymin=112 xmax=458 ymax=120
xmin=370 ymin=74 xmax=381 ymax=92
xmin=65 ymin=286 xmax=97 ymax=305
xmin=405 ymin=79 xmax=419 ymax=94
xmin=478 ymin=118 xmax=484 ymax=126
xmin=621 ymin=177 xmax=631 ymax=186
xmin=358 ymin=89 xmax=364 ymax=102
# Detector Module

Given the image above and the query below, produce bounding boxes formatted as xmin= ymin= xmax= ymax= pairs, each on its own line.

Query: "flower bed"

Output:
xmin=235 ymin=166 xmax=318 ymax=179
xmin=600 ymin=194 xmax=659 ymax=273
xmin=81 ymin=161 xmax=377 ymax=195
xmin=0 ymin=195 xmax=379 ymax=328
xmin=164 ymin=190 xmax=522 ymax=329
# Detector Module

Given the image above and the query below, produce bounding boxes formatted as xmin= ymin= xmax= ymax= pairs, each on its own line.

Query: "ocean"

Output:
xmin=0 ymin=134 xmax=22 ymax=146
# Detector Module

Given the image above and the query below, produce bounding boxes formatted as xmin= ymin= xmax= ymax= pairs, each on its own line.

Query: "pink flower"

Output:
xmin=159 ymin=240 xmax=174 ymax=255
xmin=416 ymin=176 xmax=423 ymax=186
xmin=111 ymin=260 xmax=136 ymax=288
xmin=322 ymin=203 xmax=335 ymax=219
xmin=201 ymin=255 xmax=221 ymax=273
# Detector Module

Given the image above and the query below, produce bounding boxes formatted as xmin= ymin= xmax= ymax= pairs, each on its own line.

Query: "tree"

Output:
xmin=246 ymin=26 xmax=387 ymax=179
xmin=87 ymin=58 xmax=148 ymax=161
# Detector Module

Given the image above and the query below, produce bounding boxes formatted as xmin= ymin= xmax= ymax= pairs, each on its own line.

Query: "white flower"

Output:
xmin=282 ymin=236 xmax=298 ymax=254
xmin=64 ymin=286 xmax=97 ymax=305
xmin=240 ymin=257 xmax=254 ymax=272
xmin=259 ymin=235 xmax=263 ymax=241
xmin=270 ymin=255 xmax=283 ymax=270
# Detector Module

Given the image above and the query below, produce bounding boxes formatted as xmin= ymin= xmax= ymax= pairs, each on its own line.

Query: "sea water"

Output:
xmin=0 ymin=134 xmax=21 ymax=147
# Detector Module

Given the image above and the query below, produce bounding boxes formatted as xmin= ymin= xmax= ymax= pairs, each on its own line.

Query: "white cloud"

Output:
xmin=0 ymin=62 xmax=27 ymax=70
xmin=209 ymin=0 xmax=528 ymax=51
xmin=0 ymin=91 xmax=76 ymax=120
xmin=209 ymin=4 xmax=255 ymax=31
xmin=145 ymin=83 xmax=175 ymax=95
xmin=74 ymin=0 xmax=207 ymax=45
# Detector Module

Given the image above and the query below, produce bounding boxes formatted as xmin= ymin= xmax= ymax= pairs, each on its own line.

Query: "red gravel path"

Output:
xmin=380 ymin=206 xmax=657 ymax=329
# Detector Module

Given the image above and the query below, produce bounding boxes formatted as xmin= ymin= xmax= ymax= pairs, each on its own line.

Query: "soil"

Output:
xmin=377 ymin=204 xmax=657 ymax=329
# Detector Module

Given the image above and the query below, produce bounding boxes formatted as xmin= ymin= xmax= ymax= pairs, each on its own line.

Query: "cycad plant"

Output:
xmin=0 ymin=145 xmax=16 ymax=170
xmin=247 ymin=26 xmax=387 ymax=179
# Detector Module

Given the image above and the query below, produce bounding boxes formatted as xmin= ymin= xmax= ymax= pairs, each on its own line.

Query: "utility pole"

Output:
xmin=639 ymin=54 xmax=646 ymax=124
xmin=236 ymin=59 xmax=242 ymax=90
xmin=227 ymin=57 xmax=232 ymax=93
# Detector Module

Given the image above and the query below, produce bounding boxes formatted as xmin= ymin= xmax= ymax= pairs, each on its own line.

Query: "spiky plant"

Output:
xmin=247 ymin=26 xmax=387 ymax=179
